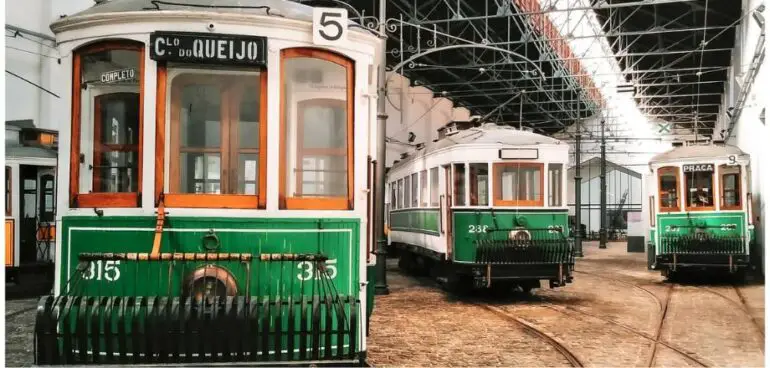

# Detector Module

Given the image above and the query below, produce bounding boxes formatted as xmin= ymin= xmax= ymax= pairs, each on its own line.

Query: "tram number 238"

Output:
xmin=297 ymin=259 xmax=338 ymax=281
xmin=82 ymin=260 xmax=121 ymax=282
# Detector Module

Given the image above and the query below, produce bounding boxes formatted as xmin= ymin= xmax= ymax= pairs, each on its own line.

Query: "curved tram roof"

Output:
xmin=391 ymin=123 xmax=565 ymax=171
xmin=61 ymin=0 xmax=315 ymax=21
xmin=649 ymin=144 xmax=748 ymax=165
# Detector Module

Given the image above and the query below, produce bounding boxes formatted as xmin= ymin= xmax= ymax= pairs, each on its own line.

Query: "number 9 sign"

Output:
xmin=313 ymin=8 xmax=348 ymax=46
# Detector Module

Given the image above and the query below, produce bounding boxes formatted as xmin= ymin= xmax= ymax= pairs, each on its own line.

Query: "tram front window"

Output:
xmin=281 ymin=49 xmax=353 ymax=210
xmin=658 ymin=167 xmax=679 ymax=210
xmin=170 ymin=73 xmax=262 ymax=196
xmin=81 ymin=48 xmax=142 ymax=193
xmin=685 ymin=171 xmax=714 ymax=209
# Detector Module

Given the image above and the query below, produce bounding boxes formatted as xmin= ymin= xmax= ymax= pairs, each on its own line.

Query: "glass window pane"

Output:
xmin=391 ymin=182 xmax=397 ymax=209
xmin=411 ymin=173 xmax=418 ymax=207
xmin=429 ymin=168 xmax=439 ymax=207
xmin=180 ymin=153 xmax=221 ymax=194
xmin=398 ymin=179 xmax=404 ymax=209
xmin=95 ymin=151 xmax=138 ymax=192
xmin=80 ymin=47 xmax=142 ymax=194
xmin=685 ymin=171 xmax=714 ymax=208
xmin=404 ymin=175 xmax=411 ymax=208
xmin=284 ymin=56 xmax=349 ymax=201
xmin=5 ymin=167 xmax=10 ymax=215
xmin=496 ymin=165 xmax=542 ymax=204
xmin=238 ymin=154 xmax=259 ymax=195
xmin=721 ymin=165 xmax=741 ymax=208
xmin=470 ymin=163 xmax=488 ymax=206
xmin=659 ymin=169 xmax=678 ymax=209
xmin=549 ymin=164 xmax=562 ymax=206
xmin=238 ymin=85 xmax=260 ymax=149
xmin=420 ymin=170 xmax=428 ymax=207
xmin=453 ymin=164 xmax=466 ymax=206
xmin=180 ymin=84 xmax=221 ymax=149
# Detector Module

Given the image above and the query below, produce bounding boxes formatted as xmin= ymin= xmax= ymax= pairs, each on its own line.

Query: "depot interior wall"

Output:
xmin=384 ymin=74 xmax=470 ymax=168
xmin=5 ymin=0 xmax=92 ymax=130
xmin=723 ymin=0 xmax=768 ymax=254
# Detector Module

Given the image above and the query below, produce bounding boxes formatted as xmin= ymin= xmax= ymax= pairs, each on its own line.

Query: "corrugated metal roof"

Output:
xmin=6 ymin=145 xmax=58 ymax=160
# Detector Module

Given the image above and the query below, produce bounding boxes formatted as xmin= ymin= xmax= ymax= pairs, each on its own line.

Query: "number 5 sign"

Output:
xmin=313 ymin=8 xmax=348 ymax=46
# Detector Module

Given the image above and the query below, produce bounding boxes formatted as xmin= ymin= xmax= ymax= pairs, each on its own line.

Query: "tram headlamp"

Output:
xmin=508 ymin=229 xmax=531 ymax=241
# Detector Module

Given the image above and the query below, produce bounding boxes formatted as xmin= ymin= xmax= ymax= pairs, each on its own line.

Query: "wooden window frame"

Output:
xmin=70 ymin=40 xmax=145 ymax=208
xmin=279 ymin=48 xmax=355 ymax=210
xmin=452 ymin=163 xmax=466 ymax=206
xmin=719 ymin=164 xmax=742 ymax=210
xmin=492 ymin=162 xmax=544 ymax=207
xmin=469 ymin=163 xmax=489 ymax=206
xmin=657 ymin=166 xmax=680 ymax=212
xmin=419 ymin=170 xmax=428 ymax=207
xmin=155 ymin=67 xmax=268 ymax=209
xmin=683 ymin=168 xmax=715 ymax=212
xmin=548 ymin=163 xmax=563 ymax=207
xmin=5 ymin=166 xmax=11 ymax=216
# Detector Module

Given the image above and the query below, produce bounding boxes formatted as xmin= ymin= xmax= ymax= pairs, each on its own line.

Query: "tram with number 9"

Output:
xmin=34 ymin=0 xmax=382 ymax=365
xmin=385 ymin=121 xmax=575 ymax=293
xmin=646 ymin=141 xmax=759 ymax=278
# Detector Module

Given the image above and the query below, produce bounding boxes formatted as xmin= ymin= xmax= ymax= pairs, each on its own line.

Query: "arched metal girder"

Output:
xmin=385 ymin=43 xmax=547 ymax=88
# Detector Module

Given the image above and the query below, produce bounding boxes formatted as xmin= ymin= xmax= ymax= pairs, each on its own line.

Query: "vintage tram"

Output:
xmin=5 ymin=121 xmax=57 ymax=287
xmin=34 ymin=0 xmax=381 ymax=365
xmin=386 ymin=121 xmax=574 ymax=293
xmin=646 ymin=141 xmax=758 ymax=278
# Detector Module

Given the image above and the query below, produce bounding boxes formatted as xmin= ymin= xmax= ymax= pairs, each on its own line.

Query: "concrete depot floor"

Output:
xmin=367 ymin=241 xmax=765 ymax=367
xmin=4 ymin=241 xmax=765 ymax=367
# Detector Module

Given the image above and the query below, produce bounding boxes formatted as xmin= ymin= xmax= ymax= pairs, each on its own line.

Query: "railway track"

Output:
xmin=6 ymin=306 xmax=37 ymax=319
xmin=570 ymin=270 xmax=710 ymax=367
xmin=477 ymin=303 xmax=584 ymax=367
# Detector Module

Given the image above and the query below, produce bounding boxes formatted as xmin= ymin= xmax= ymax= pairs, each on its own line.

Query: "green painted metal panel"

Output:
xmin=451 ymin=210 xmax=569 ymax=262
xmin=655 ymin=212 xmax=748 ymax=254
xmin=389 ymin=209 xmax=440 ymax=235
xmin=59 ymin=216 xmax=361 ymax=298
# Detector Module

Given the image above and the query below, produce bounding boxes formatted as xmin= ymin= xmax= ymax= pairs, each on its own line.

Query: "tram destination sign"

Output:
xmin=149 ymin=32 xmax=267 ymax=66
xmin=683 ymin=164 xmax=714 ymax=172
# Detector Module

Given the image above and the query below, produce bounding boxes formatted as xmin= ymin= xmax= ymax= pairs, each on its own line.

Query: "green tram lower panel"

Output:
xmin=36 ymin=216 xmax=366 ymax=365
xmin=655 ymin=212 xmax=749 ymax=255
xmin=452 ymin=210 xmax=572 ymax=264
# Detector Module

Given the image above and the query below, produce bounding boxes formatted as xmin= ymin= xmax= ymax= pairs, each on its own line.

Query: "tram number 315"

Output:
xmin=297 ymin=259 xmax=338 ymax=281
xmin=82 ymin=260 xmax=121 ymax=282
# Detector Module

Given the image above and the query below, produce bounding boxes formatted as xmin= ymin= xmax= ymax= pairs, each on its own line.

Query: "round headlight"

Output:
xmin=508 ymin=229 xmax=531 ymax=241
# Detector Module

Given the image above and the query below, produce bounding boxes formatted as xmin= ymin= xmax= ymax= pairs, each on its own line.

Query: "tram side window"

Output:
xmin=5 ymin=166 xmax=10 ymax=216
xmin=281 ymin=49 xmax=354 ymax=210
xmin=685 ymin=169 xmax=714 ymax=209
xmin=469 ymin=163 xmax=489 ymax=206
xmin=429 ymin=167 xmax=439 ymax=207
xmin=453 ymin=163 xmax=466 ymax=206
xmin=720 ymin=165 xmax=741 ymax=209
xmin=39 ymin=175 xmax=55 ymax=222
xmin=420 ymin=170 xmax=428 ymax=207
xmin=70 ymin=41 xmax=144 ymax=207
xmin=493 ymin=163 xmax=543 ymax=206
xmin=548 ymin=164 xmax=562 ymax=206
xmin=391 ymin=182 xmax=397 ymax=210
xmin=411 ymin=173 xmax=419 ymax=207
xmin=658 ymin=167 xmax=679 ymax=211
xmin=404 ymin=175 xmax=411 ymax=208
xmin=398 ymin=179 xmax=404 ymax=209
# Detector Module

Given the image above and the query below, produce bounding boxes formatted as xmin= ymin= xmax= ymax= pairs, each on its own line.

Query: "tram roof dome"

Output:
xmin=391 ymin=123 xmax=564 ymax=169
xmin=61 ymin=0 xmax=315 ymax=22
xmin=649 ymin=143 xmax=747 ymax=164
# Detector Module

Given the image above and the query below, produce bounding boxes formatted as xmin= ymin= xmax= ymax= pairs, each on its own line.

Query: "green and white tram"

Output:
xmin=35 ymin=0 xmax=382 ymax=365
xmin=386 ymin=122 xmax=574 ymax=292
xmin=647 ymin=142 xmax=758 ymax=278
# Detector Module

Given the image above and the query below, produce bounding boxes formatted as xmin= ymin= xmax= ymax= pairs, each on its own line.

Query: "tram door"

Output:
xmin=19 ymin=165 xmax=38 ymax=265
xmin=443 ymin=165 xmax=453 ymax=258
xmin=37 ymin=171 xmax=55 ymax=262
